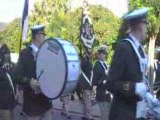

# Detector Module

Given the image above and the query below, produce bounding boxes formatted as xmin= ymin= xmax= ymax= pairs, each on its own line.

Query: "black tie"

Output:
xmin=138 ymin=46 xmax=145 ymax=58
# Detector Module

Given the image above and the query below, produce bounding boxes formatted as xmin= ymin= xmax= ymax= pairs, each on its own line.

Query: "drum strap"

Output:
xmin=30 ymin=43 xmax=39 ymax=61
xmin=81 ymin=71 xmax=93 ymax=86
xmin=6 ymin=73 xmax=15 ymax=99
xmin=98 ymin=61 xmax=108 ymax=75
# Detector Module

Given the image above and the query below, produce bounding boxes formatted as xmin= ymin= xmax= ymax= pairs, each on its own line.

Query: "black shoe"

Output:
xmin=71 ymin=95 xmax=74 ymax=101
xmin=82 ymin=117 xmax=95 ymax=120
xmin=61 ymin=112 xmax=72 ymax=119
xmin=82 ymin=117 xmax=88 ymax=120
xmin=67 ymin=115 xmax=72 ymax=119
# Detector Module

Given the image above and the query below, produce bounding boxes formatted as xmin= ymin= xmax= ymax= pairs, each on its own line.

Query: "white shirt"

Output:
xmin=30 ymin=43 xmax=39 ymax=53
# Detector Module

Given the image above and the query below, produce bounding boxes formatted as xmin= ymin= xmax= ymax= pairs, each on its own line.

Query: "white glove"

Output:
xmin=135 ymin=82 xmax=148 ymax=98
xmin=105 ymin=70 xmax=108 ymax=75
xmin=30 ymin=78 xmax=38 ymax=88
xmin=145 ymin=92 xmax=160 ymax=107
xmin=92 ymin=86 xmax=97 ymax=97
xmin=2 ymin=62 xmax=12 ymax=71
xmin=103 ymin=80 xmax=107 ymax=84
xmin=30 ymin=78 xmax=41 ymax=94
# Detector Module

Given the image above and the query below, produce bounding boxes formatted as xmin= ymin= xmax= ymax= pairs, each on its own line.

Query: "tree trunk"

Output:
xmin=147 ymin=35 xmax=156 ymax=87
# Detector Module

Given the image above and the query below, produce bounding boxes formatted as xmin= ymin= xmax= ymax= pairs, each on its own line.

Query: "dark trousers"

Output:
xmin=136 ymin=118 xmax=146 ymax=120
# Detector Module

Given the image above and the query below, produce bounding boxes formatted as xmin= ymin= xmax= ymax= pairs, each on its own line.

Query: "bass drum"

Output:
xmin=36 ymin=37 xmax=80 ymax=99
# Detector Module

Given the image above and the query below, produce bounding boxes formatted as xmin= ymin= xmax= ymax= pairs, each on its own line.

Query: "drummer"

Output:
xmin=15 ymin=25 xmax=52 ymax=120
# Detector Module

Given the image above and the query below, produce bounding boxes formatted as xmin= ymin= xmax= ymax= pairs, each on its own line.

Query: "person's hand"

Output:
xmin=92 ymin=86 xmax=97 ymax=96
xmin=145 ymin=92 xmax=160 ymax=107
xmin=30 ymin=78 xmax=38 ymax=88
xmin=105 ymin=70 xmax=108 ymax=75
xmin=135 ymin=82 xmax=148 ymax=98
xmin=30 ymin=78 xmax=41 ymax=94
xmin=2 ymin=62 xmax=12 ymax=71
xmin=103 ymin=80 xmax=107 ymax=84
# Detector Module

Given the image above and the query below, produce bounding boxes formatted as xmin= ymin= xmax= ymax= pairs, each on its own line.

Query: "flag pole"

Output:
xmin=79 ymin=1 xmax=87 ymax=59
xmin=19 ymin=0 xmax=29 ymax=54
xmin=19 ymin=32 xmax=22 ymax=54
xmin=79 ymin=8 xmax=83 ymax=59
xmin=79 ymin=0 xmax=95 ymax=56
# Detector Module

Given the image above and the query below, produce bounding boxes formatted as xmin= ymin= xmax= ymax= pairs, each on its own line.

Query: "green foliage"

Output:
xmin=28 ymin=0 xmax=121 ymax=63
xmin=30 ymin=0 xmax=68 ymax=25
xmin=47 ymin=5 xmax=120 ymax=63
xmin=0 ymin=0 xmax=121 ymax=63
xmin=129 ymin=0 xmax=160 ymax=41
xmin=89 ymin=6 xmax=120 ymax=63
xmin=0 ymin=18 xmax=21 ymax=52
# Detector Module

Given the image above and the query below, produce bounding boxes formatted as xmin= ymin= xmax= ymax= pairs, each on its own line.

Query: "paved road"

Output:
xmin=12 ymin=105 xmax=100 ymax=120
xmin=12 ymin=96 xmax=101 ymax=120
xmin=52 ymin=109 xmax=100 ymax=120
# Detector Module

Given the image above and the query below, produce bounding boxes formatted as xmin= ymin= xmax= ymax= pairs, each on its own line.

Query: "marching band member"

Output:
xmin=106 ymin=8 xmax=153 ymax=120
xmin=15 ymin=25 xmax=52 ymax=120
xmin=80 ymin=49 xmax=94 ymax=120
xmin=93 ymin=45 xmax=111 ymax=120
xmin=0 ymin=44 xmax=15 ymax=120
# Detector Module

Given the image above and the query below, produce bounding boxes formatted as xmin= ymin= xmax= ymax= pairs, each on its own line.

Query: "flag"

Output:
xmin=21 ymin=0 xmax=29 ymax=41
xmin=79 ymin=4 xmax=96 ymax=49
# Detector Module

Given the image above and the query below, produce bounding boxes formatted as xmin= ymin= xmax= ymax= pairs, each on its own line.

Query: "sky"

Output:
xmin=0 ymin=0 xmax=35 ymax=23
xmin=70 ymin=0 xmax=128 ymax=17
xmin=0 ymin=0 xmax=128 ymax=23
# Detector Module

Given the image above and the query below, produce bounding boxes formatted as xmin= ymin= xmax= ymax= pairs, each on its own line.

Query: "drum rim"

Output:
xmin=36 ymin=37 xmax=68 ymax=99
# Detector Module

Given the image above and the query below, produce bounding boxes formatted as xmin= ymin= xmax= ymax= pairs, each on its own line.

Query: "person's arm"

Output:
xmin=106 ymin=42 xmax=137 ymax=98
xmin=14 ymin=51 xmax=32 ymax=89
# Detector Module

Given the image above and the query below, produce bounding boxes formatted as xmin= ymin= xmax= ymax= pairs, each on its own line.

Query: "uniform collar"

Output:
xmin=129 ymin=34 xmax=141 ymax=49
xmin=98 ymin=60 xmax=105 ymax=64
xmin=30 ymin=43 xmax=39 ymax=53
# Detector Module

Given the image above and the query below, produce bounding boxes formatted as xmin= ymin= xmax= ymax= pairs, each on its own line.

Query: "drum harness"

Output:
xmin=81 ymin=70 xmax=93 ymax=86
xmin=81 ymin=60 xmax=108 ymax=86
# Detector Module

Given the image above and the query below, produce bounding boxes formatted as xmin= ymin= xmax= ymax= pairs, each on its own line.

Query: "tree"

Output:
xmin=89 ymin=5 xmax=121 ymax=62
xmin=0 ymin=0 xmax=121 ymax=63
xmin=48 ymin=5 xmax=121 ymax=63
xmin=28 ymin=0 xmax=121 ymax=62
xmin=30 ymin=0 xmax=68 ymax=25
xmin=129 ymin=0 xmax=160 ymax=85
xmin=0 ymin=18 xmax=21 ymax=53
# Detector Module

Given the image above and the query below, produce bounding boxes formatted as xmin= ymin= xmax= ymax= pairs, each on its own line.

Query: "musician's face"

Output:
xmin=36 ymin=31 xmax=45 ymax=45
xmin=98 ymin=53 xmax=106 ymax=61
xmin=138 ymin=22 xmax=148 ymax=41
xmin=141 ymin=23 xmax=147 ymax=40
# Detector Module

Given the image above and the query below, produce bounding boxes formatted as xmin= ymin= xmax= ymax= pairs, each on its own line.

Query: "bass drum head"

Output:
xmin=36 ymin=38 xmax=67 ymax=99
